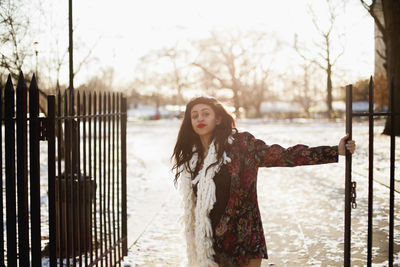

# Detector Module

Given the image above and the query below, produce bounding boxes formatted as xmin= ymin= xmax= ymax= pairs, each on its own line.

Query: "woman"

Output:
xmin=171 ymin=96 xmax=356 ymax=267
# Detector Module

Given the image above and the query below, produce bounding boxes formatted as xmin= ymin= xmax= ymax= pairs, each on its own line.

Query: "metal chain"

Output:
xmin=351 ymin=181 xmax=357 ymax=209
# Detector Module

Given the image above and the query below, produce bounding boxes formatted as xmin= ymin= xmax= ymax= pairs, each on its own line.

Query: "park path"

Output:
xmin=121 ymin=119 xmax=400 ymax=267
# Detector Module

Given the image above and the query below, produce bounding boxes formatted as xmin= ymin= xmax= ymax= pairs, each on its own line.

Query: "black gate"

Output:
xmin=0 ymin=73 xmax=127 ymax=266
xmin=345 ymin=77 xmax=398 ymax=266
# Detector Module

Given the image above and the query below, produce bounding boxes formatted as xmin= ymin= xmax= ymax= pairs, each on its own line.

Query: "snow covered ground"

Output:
xmin=120 ymin=118 xmax=400 ymax=267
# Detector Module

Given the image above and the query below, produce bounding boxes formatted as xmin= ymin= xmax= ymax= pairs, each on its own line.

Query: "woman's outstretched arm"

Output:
xmin=241 ymin=132 xmax=355 ymax=168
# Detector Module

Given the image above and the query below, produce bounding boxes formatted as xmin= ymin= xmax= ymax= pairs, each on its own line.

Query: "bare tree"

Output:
xmin=241 ymin=65 xmax=273 ymax=118
xmin=0 ymin=0 xmax=53 ymax=115
xmin=288 ymin=62 xmax=320 ymax=117
xmin=131 ymin=55 xmax=172 ymax=111
xmin=47 ymin=34 xmax=100 ymax=91
xmin=136 ymin=44 xmax=193 ymax=106
xmin=72 ymin=37 xmax=100 ymax=85
xmin=192 ymin=30 xmax=278 ymax=117
xmin=192 ymin=31 xmax=243 ymax=117
xmin=197 ymin=71 xmax=218 ymax=97
xmin=360 ymin=0 xmax=400 ymax=135
xmin=156 ymin=45 xmax=193 ymax=105
xmin=77 ymin=66 xmax=115 ymax=92
xmin=28 ymin=0 xmax=101 ymax=91
xmin=294 ymin=0 xmax=345 ymax=119
xmin=0 ymin=0 xmax=32 ymax=79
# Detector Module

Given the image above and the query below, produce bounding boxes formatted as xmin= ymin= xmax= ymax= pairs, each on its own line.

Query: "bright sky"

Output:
xmin=32 ymin=0 xmax=374 ymax=89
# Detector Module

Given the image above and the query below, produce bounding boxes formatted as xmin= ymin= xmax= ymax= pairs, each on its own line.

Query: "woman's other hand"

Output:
xmin=338 ymin=133 xmax=356 ymax=155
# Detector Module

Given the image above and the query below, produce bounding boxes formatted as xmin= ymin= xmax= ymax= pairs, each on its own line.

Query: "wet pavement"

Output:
xmin=121 ymin=119 xmax=400 ymax=266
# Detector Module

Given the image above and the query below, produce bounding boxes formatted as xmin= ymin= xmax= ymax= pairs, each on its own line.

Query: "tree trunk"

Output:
xmin=233 ymin=88 xmax=240 ymax=118
xmin=232 ymin=78 xmax=241 ymax=118
xmin=303 ymin=67 xmax=311 ymax=117
xmin=327 ymin=64 xmax=333 ymax=118
xmin=256 ymin=102 xmax=262 ymax=118
xmin=382 ymin=0 xmax=400 ymax=136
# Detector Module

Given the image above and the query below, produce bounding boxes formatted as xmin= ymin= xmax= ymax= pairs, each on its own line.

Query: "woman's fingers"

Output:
xmin=345 ymin=140 xmax=356 ymax=154
xmin=340 ymin=134 xmax=349 ymax=144
xmin=339 ymin=133 xmax=356 ymax=155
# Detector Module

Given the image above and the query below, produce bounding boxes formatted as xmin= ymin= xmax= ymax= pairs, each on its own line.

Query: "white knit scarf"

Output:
xmin=179 ymin=137 xmax=233 ymax=267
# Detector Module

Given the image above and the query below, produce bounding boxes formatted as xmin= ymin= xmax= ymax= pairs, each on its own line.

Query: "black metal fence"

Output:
xmin=345 ymin=77 xmax=398 ymax=266
xmin=0 ymin=73 xmax=127 ymax=266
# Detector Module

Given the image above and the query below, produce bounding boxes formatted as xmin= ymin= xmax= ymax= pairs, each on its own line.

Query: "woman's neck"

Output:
xmin=200 ymin=134 xmax=212 ymax=157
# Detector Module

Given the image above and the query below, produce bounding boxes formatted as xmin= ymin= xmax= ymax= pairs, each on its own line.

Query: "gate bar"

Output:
xmin=64 ymin=89 xmax=71 ymax=266
xmin=70 ymin=89 xmax=77 ymax=265
xmin=5 ymin=75 xmax=17 ymax=267
xmin=111 ymin=93 xmax=117 ymax=264
xmin=82 ymin=91 xmax=89 ymax=267
xmin=352 ymin=112 xmax=400 ymax=117
xmin=89 ymin=92 xmax=94 ymax=263
xmin=121 ymin=96 xmax=127 ymax=256
xmin=76 ymin=91 xmax=83 ymax=266
xmin=345 ymin=84 xmax=353 ymax=267
xmin=367 ymin=77 xmax=374 ymax=266
xmin=48 ymin=96 xmax=57 ymax=266
xmin=107 ymin=92 xmax=113 ymax=266
xmin=116 ymin=95 xmax=121 ymax=260
xmin=56 ymin=89 xmax=64 ymax=263
xmin=102 ymin=92 xmax=108 ymax=267
xmin=389 ymin=79 xmax=395 ymax=266
xmin=29 ymin=75 xmax=42 ymax=266
xmin=16 ymin=73 xmax=29 ymax=267
xmin=93 ymin=92 xmax=99 ymax=262
xmin=98 ymin=93 xmax=104 ymax=266
xmin=0 ymin=73 xmax=4 ymax=267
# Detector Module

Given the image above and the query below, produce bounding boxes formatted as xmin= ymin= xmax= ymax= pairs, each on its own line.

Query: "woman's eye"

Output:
xmin=203 ymin=113 xmax=209 ymax=117
xmin=191 ymin=114 xmax=198 ymax=119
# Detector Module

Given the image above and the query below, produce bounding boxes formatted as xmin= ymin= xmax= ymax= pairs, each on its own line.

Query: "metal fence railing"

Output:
xmin=345 ymin=77 xmax=398 ymax=267
xmin=1 ymin=73 xmax=127 ymax=266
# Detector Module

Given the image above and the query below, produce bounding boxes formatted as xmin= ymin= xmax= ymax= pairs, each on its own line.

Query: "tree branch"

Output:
xmin=332 ymin=49 xmax=344 ymax=66
xmin=360 ymin=0 xmax=386 ymax=40
xmin=192 ymin=62 xmax=231 ymax=89
xmin=73 ymin=37 xmax=101 ymax=77
xmin=376 ymin=48 xmax=386 ymax=61
xmin=311 ymin=59 xmax=325 ymax=70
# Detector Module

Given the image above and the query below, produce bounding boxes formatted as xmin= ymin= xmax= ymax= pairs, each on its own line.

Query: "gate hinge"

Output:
xmin=351 ymin=181 xmax=357 ymax=209
xmin=38 ymin=118 xmax=48 ymax=141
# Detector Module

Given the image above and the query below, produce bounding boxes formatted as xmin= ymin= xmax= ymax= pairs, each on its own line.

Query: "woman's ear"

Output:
xmin=216 ymin=117 xmax=221 ymax=125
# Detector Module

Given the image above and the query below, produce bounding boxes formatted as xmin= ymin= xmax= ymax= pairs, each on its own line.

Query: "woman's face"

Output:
xmin=190 ymin=103 xmax=220 ymax=138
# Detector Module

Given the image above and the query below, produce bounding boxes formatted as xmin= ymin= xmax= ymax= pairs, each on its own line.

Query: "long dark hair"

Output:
xmin=171 ymin=96 xmax=236 ymax=185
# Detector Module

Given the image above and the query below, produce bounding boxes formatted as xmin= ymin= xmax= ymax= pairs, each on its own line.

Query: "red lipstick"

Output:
xmin=197 ymin=123 xmax=206 ymax=128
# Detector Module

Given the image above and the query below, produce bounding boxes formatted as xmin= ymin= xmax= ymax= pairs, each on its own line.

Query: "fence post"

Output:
xmin=121 ymin=96 xmax=127 ymax=256
xmin=0 ymin=74 xmax=4 ymax=267
xmin=389 ymin=79 xmax=395 ymax=266
xmin=29 ymin=74 xmax=42 ymax=266
xmin=63 ymin=89 xmax=71 ymax=266
xmin=48 ymin=95 xmax=57 ymax=266
xmin=5 ymin=75 xmax=17 ymax=267
xmin=367 ymin=77 xmax=374 ymax=267
xmin=344 ymin=84 xmax=353 ymax=267
xmin=16 ymin=73 xmax=30 ymax=267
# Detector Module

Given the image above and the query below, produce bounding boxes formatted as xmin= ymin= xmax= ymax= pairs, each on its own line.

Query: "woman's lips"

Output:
xmin=197 ymin=123 xmax=206 ymax=128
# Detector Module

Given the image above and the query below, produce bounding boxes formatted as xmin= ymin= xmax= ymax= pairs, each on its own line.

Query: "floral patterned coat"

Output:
xmin=212 ymin=131 xmax=339 ymax=266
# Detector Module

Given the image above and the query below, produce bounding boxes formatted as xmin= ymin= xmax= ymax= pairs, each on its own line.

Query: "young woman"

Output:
xmin=172 ymin=96 xmax=356 ymax=267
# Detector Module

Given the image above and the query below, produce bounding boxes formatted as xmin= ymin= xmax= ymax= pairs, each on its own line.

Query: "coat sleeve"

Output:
xmin=241 ymin=132 xmax=339 ymax=168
